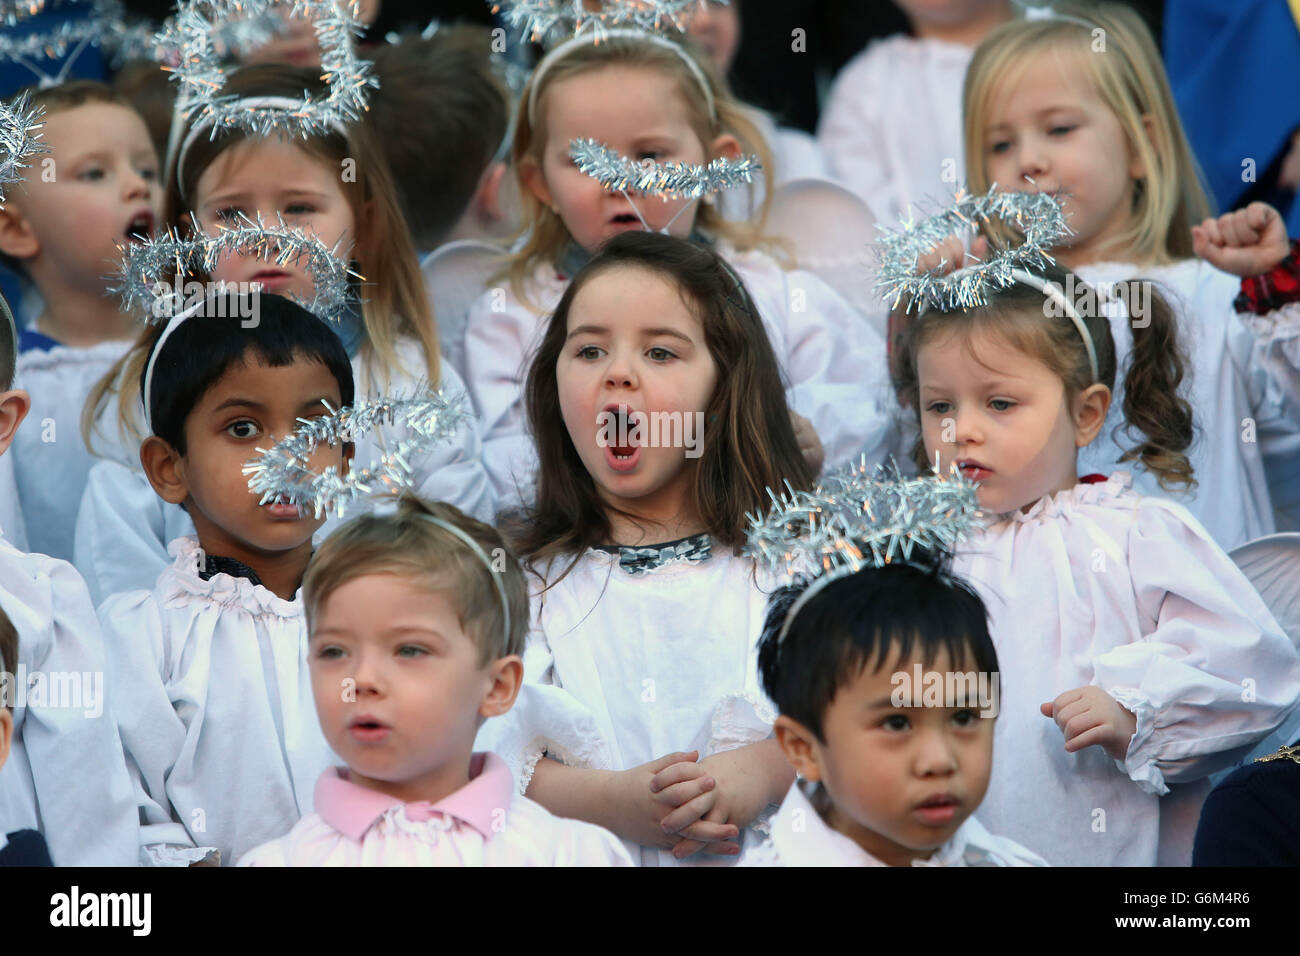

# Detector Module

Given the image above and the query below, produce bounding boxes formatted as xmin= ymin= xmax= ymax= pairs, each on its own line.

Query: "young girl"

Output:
xmin=891 ymin=262 xmax=1300 ymax=867
xmin=475 ymin=231 xmax=813 ymax=866
xmin=74 ymin=64 xmax=492 ymax=605
xmin=462 ymin=30 xmax=896 ymax=508
xmin=959 ymin=2 xmax=1300 ymax=547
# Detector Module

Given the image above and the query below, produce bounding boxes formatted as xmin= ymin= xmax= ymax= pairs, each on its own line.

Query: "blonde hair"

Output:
xmin=504 ymin=33 xmax=778 ymax=304
xmin=963 ymin=2 xmax=1212 ymax=266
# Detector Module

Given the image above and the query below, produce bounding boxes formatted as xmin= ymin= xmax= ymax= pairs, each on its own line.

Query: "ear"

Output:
xmin=1072 ymin=382 xmax=1112 ymax=448
xmin=0 ymin=390 xmax=31 ymax=457
xmin=1128 ymin=114 xmax=1157 ymax=181
xmin=139 ymin=434 xmax=190 ymax=505
xmin=518 ymin=157 xmax=554 ymax=210
xmin=708 ymin=132 xmax=742 ymax=162
xmin=479 ymin=654 xmax=523 ymax=718
xmin=773 ymin=714 xmax=823 ymax=782
xmin=474 ymin=162 xmax=510 ymax=224
xmin=0 ymin=707 xmax=11 ymax=770
xmin=0 ymin=201 xmax=39 ymax=262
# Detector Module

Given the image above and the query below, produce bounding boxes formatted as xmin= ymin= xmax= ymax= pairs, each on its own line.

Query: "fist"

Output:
xmin=1191 ymin=202 xmax=1291 ymax=277
xmin=914 ymin=234 xmax=990 ymax=277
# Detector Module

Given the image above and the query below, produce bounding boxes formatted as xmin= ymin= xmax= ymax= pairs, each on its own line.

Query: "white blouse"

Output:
xmin=1076 ymin=260 xmax=1300 ymax=546
xmin=0 ymin=452 xmax=27 ymax=552
xmin=463 ymin=244 xmax=898 ymax=508
xmin=0 ymin=534 xmax=138 ymax=865
xmin=739 ymin=780 xmax=1047 ymax=867
xmin=474 ymin=544 xmax=781 ymax=867
xmin=817 ymin=35 xmax=972 ymax=224
xmin=73 ymin=338 xmax=494 ymax=607
xmin=957 ymin=473 xmax=1300 ymax=866
xmin=11 ymin=339 xmax=131 ymax=562
xmin=97 ymin=536 xmax=338 ymax=866
xmin=238 ymin=754 xmax=633 ymax=867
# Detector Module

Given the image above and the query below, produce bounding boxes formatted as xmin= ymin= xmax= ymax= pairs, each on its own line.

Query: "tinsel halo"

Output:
xmin=0 ymin=92 xmax=47 ymax=203
xmin=111 ymin=213 xmax=362 ymax=325
xmin=242 ymin=387 xmax=472 ymax=520
xmin=874 ymin=185 xmax=1074 ymax=314
xmin=570 ymin=137 xmax=761 ymax=201
xmin=0 ymin=1 xmax=158 ymax=77
xmin=493 ymin=0 xmax=713 ymax=43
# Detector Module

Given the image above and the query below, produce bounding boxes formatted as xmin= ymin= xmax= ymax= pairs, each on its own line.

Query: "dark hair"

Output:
xmin=891 ymin=264 xmax=1195 ymax=490
xmin=758 ymin=558 xmax=998 ymax=742
xmin=0 ymin=601 xmax=15 ymax=712
xmin=141 ymin=292 xmax=354 ymax=455
xmin=1 ymin=290 xmax=15 ymax=390
xmin=367 ymin=25 xmax=510 ymax=250
xmin=510 ymin=230 xmax=814 ymax=579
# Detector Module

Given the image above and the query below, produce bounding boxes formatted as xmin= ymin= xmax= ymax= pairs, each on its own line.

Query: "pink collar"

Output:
xmin=314 ymin=753 xmax=514 ymax=842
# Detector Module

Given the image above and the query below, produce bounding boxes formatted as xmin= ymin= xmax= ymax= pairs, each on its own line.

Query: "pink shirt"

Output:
xmin=237 ymin=753 xmax=632 ymax=867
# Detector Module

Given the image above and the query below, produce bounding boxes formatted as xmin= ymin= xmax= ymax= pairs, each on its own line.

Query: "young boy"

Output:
xmin=97 ymin=291 xmax=355 ymax=866
xmin=0 ymin=289 xmax=138 ymax=866
xmin=742 ymin=557 xmax=1044 ymax=866
xmin=238 ymin=497 xmax=632 ymax=866
xmin=0 ymin=80 xmax=162 ymax=562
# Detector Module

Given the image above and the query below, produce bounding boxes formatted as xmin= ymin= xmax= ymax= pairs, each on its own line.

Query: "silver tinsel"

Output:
xmin=494 ymin=0 xmax=714 ymax=44
xmin=243 ymin=387 xmax=471 ymax=520
xmin=873 ymin=185 xmax=1074 ymax=314
xmin=569 ymin=137 xmax=760 ymax=201
xmin=744 ymin=459 xmax=984 ymax=584
xmin=111 ymin=212 xmax=361 ymax=325
xmin=162 ymin=1 xmax=378 ymax=140
xmin=0 ymin=1 xmax=158 ymax=73
xmin=0 ymin=92 xmax=47 ymax=204
xmin=1 ymin=1 xmax=46 ymax=26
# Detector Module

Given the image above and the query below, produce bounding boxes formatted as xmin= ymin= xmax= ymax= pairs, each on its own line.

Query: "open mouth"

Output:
xmin=914 ymin=793 xmax=960 ymax=825
xmin=261 ymin=495 xmax=304 ymax=519
xmin=124 ymin=211 xmax=154 ymax=243
xmin=609 ymin=213 xmax=641 ymax=226
xmin=957 ymin=460 xmax=993 ymax=482
xmin=348 ymin=715 xmax=391 ymax=742
xmin=602 ymin=403 xmax=642 ymax=472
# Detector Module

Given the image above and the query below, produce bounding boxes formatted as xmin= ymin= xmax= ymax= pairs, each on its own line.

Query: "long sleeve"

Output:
xmin=1240 ymin=300 xmax=1300 ymax=529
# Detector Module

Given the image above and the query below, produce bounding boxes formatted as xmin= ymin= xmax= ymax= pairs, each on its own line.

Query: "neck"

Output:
xmin=32 ymin=281 xmax=139 ymax=348
xmin=193 ymin=525 xmax=314 ymax=602
xmin=348 ymin=747 xmax=475 ymax=806
xmin=601 ymin=485 xmax=707 ymax=547
xmin=913 ymin=1 xmax=1012 ymax=47
xmin=825 ymin=803 xmax=934 ymax=867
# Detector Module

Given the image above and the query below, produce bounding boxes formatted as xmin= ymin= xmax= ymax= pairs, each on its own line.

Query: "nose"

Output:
xmin=121 ymin=166 xmax=152 ymax=201
xmin=950 ymin=405 xmax=983 ymax=447
xmin=1017 ymin=138 xmax=1049 ymax=183
xmin=350 ymin=648 xmax=385 ymax=699
xmin=913 ymin=725 xmax=959 ymax=777
xmin=604 ymin=351 xmax=638 ymax=390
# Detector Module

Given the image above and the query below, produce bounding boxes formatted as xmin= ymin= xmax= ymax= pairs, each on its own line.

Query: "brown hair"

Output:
xmin=112 ymin=59 xmax=178 ymax=167
xmin=303 ymin=497 xmax=529 ymax=665
xmin=367 ymin=25 xmax=510 ymax=250
xmin=891 ymin=266 xmax=1195 ymax=491
xmin=0 ymin=601 xmax=15 ymax=712
xmin=511 ymin=230 xmax=814 ymax=582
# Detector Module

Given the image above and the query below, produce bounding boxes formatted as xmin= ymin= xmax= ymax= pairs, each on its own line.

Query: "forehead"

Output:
xmin=313 ymin=572 xmax=469 ymax=636
xmin=569 ymin=265 xmax=703 ymax=331
xmin=916 ymin=323 xmax=1056 ymax=386
xmin=42 ymin=101 xmax=151 ymax=148
xmin=541 ymin=64 xmax=700 ymax=140
xmin=193 ymin=353 xmax=341 ymax=411
xmin=193 ymin=136 xmax=340 ymax=197
xmin=985 ymin=48 xmax=1104 ymax=123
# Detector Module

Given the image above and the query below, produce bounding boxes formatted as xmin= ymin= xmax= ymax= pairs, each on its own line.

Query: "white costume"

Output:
xmin=238 ymin=754 xmax=633 ymax=867
xmin=1076 ymin=261 xmax=1300 ymax=547
xmin=11 ymin=339 xmax=132 ymax=562
xmin=0 ymin=451 xmax=27 ymax=552
xmin=818 ymin=35 xmax=971 ymax=224
xmin=74 ymin=338 xmax=494 ymax=606
xmin=718 ymin=105 xmax=835 ymax=223
xmin=957 ymin=474 xmax=1300 ymax=867
xmin=0 ymin=532 xmax=138 ymax=865
xmin=97 ymin=536 xmax=338 ymax=866
xmin=474 ymin=538 xmax=780 ymax=866
xmin=739 ymin=780 xmax=1046 ymax=867
xmin=463 ymin=244 xmax=897 ymax=508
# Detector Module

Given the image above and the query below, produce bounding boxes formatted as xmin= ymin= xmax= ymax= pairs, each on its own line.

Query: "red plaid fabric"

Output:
xmin=1235 ymin=240 xmax=1300 ymax=315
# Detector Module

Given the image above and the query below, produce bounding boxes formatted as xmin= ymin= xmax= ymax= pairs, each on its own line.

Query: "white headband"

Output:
xmin=1010 ymin=269 xmax=1100 ymax=382
xmin=1 ymin=292 xmax=16 ymax=376
xmin=526 ymin=29 xmax=715 ymax=127
xmin=142 ymin=297 xmax=207 ymax=431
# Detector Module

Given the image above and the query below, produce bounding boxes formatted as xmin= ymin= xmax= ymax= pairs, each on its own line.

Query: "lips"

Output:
xmin=913 ymin=793 xmax=961 ymax=826
xmin=957 ymin=459 xmax=993 ymax=482
xmin=249 ymin=269 xmax=293 ymax=292
xmin=348 ymin=714 xmax=391 ymax=743
xmin=261 ymin=496 xmax=304 ymax=519
xmin=601 ymin=403 xmax=641 ymax=473
xmin=124 ymin=209 xmax=155 ymax=243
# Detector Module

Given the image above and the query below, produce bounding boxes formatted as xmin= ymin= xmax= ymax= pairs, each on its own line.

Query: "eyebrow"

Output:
xmin=986 ymin=104 xmax=1083 ymax=130
xmin=864 ymin=696 xmax=900 ymax=710
xmin=210 ymin=396 xmax=335 ymax=415
xmin=565 ymin=323 xmax=695 ymax=344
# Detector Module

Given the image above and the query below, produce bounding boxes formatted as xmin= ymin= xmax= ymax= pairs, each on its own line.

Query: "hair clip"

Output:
xmin=0 ymin=0 xmax=158 ymax=88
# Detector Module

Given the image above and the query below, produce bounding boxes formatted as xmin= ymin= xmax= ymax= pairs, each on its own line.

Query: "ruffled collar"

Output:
xmin=163 ymin=536 xmax=301 ymax=618
xmin=594 ymin=532 xmax=714 ymax=575
xmin=997 ymin=471 xmax=1134 ymax=526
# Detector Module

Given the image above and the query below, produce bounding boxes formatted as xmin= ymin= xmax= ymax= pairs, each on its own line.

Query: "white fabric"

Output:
xmin=97 ymin=536 xmax=339 ymax=867
xmin=0 ymin=451 xmax=27 ymax=552
xmin=717 ymin=105 xmax=835 ymax=223
xmin=1076 ymin=260 xmax=1300 ymax=548
xmin=738 ymin=780 xmax=1047 ymax=867
xmin=817 ymin=35 xmax=971 ymax=224
xmin=474 ymin=547 xmax=780 ymax=867
xmin=463 ymin=244 xmax=898 ymax=509
xmin=958 ymin=473 xmax=1300 ymax=867
xmin=12 ymin=339 xmax=132 ymax=561
xmin=73 ymin=339 xmax=494 ymax=606
xmin=0 ymin=534 xmax=138 ymax=865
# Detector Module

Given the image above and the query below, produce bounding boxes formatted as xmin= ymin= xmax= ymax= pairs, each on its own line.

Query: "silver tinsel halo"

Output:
xmin=874 ymin=185 xmax=1074 ymax=314
xmin=243 ymin=387 xmax=472 ymax=520
xmin=0 ymin=1 xmax=158 ymax=75
xmin=162 ymin=0 xmax=378 ymax=140
xmin=744 ymin=458 xmax=985 ymax=584
xmin=493 ymin=0 xmax=713 ymax=43
xmin=569 ymin=137 xmax=760 ymax=201
xmin=111 ymin=213 xmax=361 ymax=324
xmin=0 ymin=92 xmax=48 ymax=204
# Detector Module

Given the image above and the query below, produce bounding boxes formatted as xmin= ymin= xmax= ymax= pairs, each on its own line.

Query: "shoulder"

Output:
xmin=954 ymin=817 xmax=1049 ymax=867
xmin=235 ymin=814 xmax=338 ymax=866
xmin=0 ymin=539 xmax=98 ymax=618
xmin=15 ymin=338 xmax=131 ymax=378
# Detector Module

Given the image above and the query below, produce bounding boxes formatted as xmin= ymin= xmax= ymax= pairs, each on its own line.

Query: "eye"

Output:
xmin=77 ymin=167 xmax=105 ymax=182
xmin=989 ymin=398 xmax=1016 ymax=412
xmin=397 ymin=645 xmax=429 ymax=659
xmin=576 ymin=344 xmax=604 ymax=360
xmin=315 ymin=645 xmax=344 ymax=660
xmin=285 ymin=202 xmax=315 ymax=216
xmin=636 ymin=150 xmax=665 ymax=162
xmin=226 ymin=419 xmax=260 ymax=439
xmin=214 ymin=206 xmax=243 ymax=223
xmin=882 ymin=714 xmax=910 ymax=732
xmin=953 ymin=709 xmax=978 ymax=727
xmin=988 ymin=141 xmax=1011 ymax=155
xmin=1049 ymin=125 xmax=1075 ymax=136
xmin=647 ymin=346 xmax=676 ymax=362
xmin=140 ymin=166 xmax=159 ymax=182
xmin=925 ymin=400 xmax=953 ymax=415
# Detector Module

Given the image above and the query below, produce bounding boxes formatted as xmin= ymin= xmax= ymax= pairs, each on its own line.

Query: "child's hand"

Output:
xmin=913 ymin=234 xmax=990 ymax=277
xmin=1191 ymin=202 xmax=1291 ymax=277
xmin=1041 ymin=686 xmax=1137 ymax=761
xmin=608 ymin=750 xmax=739 ymax=852
xmin=790 ymin=411 xmax=825 ymax=474
xmin=664 ymin=745 xmax=785 ymax=861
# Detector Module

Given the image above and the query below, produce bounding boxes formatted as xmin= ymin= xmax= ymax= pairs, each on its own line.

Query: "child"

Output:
xmin=239 ymin=497 xmax=632 ymax=866
xmin=0 ymin=605 xmax=51 ymax=866
xmin=744 ymin=555 xmax=1044 ymax=866
xmin=960 ymin=2 xmax=1300 ymax=546
xmin=0 ymin=80 xmax=162 ymax=562
xmin=463 ymin=30 xmax=895 ymax=507
xmin=476 ymin=231 xmax=813 ymax=866
xmin=0 ymin=289 xmax=137 ymax=866
xmin=819 ymin=0 xmax=1013 ymax=223
xmin=97 ymin=292 xmax=354 ymax=866
xmin=76 ymin=63 xmax=492 ymax=606
xmin=891 ymin=262 xmax=1300 ymax=866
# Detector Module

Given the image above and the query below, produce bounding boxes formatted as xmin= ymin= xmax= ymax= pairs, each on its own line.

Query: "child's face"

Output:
xmin=918 ymin=327 xmax=1083 ymax=513
xmin=556 ymin=265 xmax=717 ymax=520
xmin=525 ymin=65 xmax=731 ymax=253
xmin=192 ymin=138 xmax=358 ymax=303
xmin=310 ymin=573 xmax=514 ymax=802
xmin=686 ymin=1 xmax=742 ymax=73
xmin=982 ymin=52 xmax=1142 ymax=267
xmin=1 ymin=102 xmax=160 ymax=289
xmin=784 ymin=647 xmax=995 ymax=866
